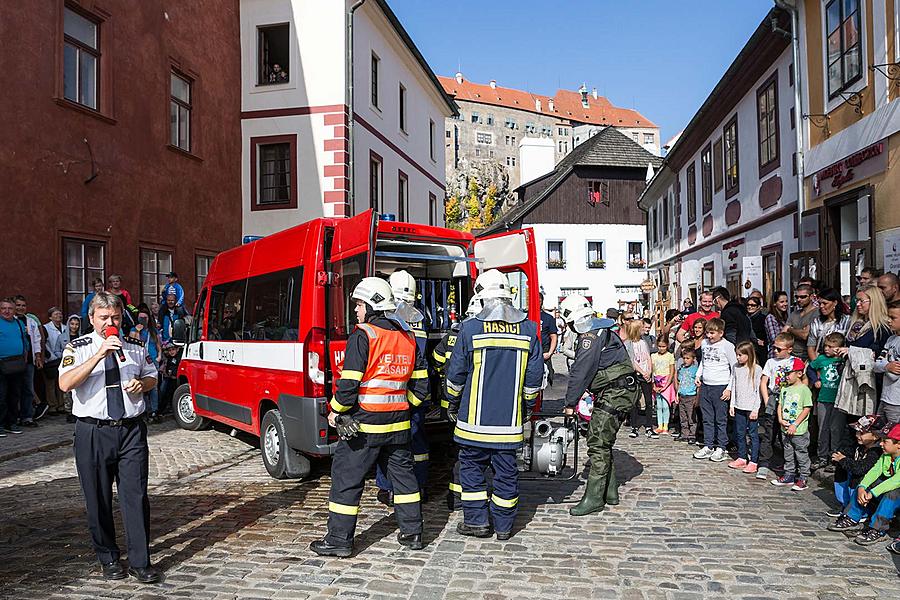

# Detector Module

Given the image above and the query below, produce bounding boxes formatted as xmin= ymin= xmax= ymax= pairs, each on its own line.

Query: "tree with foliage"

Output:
xmin=444 ymin=159 xmax=511 ymax=231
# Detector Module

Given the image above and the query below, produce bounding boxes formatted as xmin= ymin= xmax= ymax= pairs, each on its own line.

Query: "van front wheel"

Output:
xmin=260 ymin=409 xmax=311 ymax=480
xmin=172 ymin=384 xmax=208 ymax=431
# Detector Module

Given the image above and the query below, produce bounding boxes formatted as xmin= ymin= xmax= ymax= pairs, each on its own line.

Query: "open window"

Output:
xmin=258 ymin=24 xmax=290 ymax=85
xmin=471 ymin=229 xmax=541 ymax=323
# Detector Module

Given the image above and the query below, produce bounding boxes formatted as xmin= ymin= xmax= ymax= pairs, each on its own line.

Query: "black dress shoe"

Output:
xmin=456 ymin=522 xmax=492 ymax=538
xmin=100 ymin=560 xmax=127 ymax=580
xmin=310 ymin=539 xmax=352 ymax=557
xmin=397 ymin=532 xmax=425 ymax=550
xmin=128 ymin=565 xmax=161 ymax=584
xmin=495 ymin=531 xmax=512 ymax=541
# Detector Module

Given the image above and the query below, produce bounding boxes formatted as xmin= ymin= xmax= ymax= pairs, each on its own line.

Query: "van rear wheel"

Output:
xmin=172 ymin=383 xmax=208 ymax=431
xmin=260 ymin=409 xmax=311 ymax=480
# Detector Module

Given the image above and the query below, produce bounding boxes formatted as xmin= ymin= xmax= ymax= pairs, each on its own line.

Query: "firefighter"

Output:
xmin=559 ymin=294 xmax=641 ymax=516
xmin=374 ymin=270 xmax=429 ymax=504
xmin=434 ymin=295 xmax=482 ymax=511
xmin=445 ymin=270 xmax=543 ymax=539
xmin=310 ymin=278 xmax=430 ymax=557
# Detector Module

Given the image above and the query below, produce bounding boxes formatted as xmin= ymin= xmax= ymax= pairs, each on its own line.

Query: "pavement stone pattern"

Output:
xmin=1 ymin=355 xmax=899 ymax=599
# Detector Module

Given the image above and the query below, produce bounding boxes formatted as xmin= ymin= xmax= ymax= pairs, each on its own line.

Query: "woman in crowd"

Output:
xmin=746 ymin=296 xmax=768 ymax=366
xmin=764 ymin=291 xmax=790 ymax=359
xmin=129 ymin=305 xmax=163 ymax=419
xmin=41 ymin=307 xmax=67 ymax=416
xmin=807 ymin=287 xmax=850 ymax=361
xmin=832 ymin=285 xmax=892 ymax=451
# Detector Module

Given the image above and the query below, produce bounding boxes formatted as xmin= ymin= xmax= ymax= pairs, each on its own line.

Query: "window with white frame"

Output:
xmin=547 ymin=241 xmax=565 ymax=269
xmin=399 ymin=83 xmax=407 ymax=132
xmin=476 ymin=132 xmax=493 ymax=145
xmin=141 ymin=248 xmax=173 ymax=307
xmin=370 ymin=52 xmax=380 ymax=108
xmin=257 ymin=24 xmax=290 ymax=85
xmin=369 ymin=153 xmax=382 ymax=211
xmin=825 ymin=0 xmax=862 ymax=98
xmin=644 ymin=133 xmax=654 ymax=144
xmin=587 ymin=241 xmax=605 ymax=268
xmin=471 ymin=111 xmax=480 ymax=123
xmin=429 ymin=119 xmax=436 ymax=161
xmin=486 ymin=114 xmax=494 ymax=125
xmin=170 ymin=71 xmax=192 ymax=151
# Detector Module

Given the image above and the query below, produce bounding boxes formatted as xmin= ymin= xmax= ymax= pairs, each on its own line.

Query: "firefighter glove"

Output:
xmin=334 ymin=415 xmax=361 ymax=440
xmin=446 ymin=407 xmax=458 ymax=423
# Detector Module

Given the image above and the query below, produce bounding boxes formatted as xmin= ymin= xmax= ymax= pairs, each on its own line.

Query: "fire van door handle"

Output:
xmin=198 ymin=343 xmax=204 ymax=359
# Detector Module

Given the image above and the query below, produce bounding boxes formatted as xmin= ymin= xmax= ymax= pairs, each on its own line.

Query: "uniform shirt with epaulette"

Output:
xmin=564 ymin=327 xmax=631 ymax=408
xmin=59 ymin=332 xmax=158 ymax=419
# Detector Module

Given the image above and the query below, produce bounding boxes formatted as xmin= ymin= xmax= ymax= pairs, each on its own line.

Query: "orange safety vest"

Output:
xmin=356 ymin=323 xmax=417 ymax=412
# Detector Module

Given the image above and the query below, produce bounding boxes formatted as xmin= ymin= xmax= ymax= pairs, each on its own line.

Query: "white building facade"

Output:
xmin=641 ymin=11 xmax=799 ymax=311
xmin=239 ymin=0 xmax=456 ymax=237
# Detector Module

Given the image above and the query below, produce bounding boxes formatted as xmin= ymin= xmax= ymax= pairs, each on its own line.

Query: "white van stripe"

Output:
xmin=186 ymin=341 xmax=303 ymax=372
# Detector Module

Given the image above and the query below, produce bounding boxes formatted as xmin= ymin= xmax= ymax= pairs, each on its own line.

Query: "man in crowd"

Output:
xmin=539 ymin=292 xmax=559 ymax=385
xmin=107 ymin=274 xmax=133 ymax=307
xmin=158 ymin=293 xmax=187 ymax=343
xmin=675 ymin=291 xmax=719 ymax=344
xmin=784 ymin=283 xmax=817 ymax=360
xmin=14 ymin=295 xmax=42 ymax=426
xmin=712 ymin=287 xmax=753 ymax=345
xmin=878 ymin=273 xmax=899 ymax=303
xmin=81 ymin=278 xmax=105 ymax=332
xmin=0 ymin=298 xmax=27 ymax=436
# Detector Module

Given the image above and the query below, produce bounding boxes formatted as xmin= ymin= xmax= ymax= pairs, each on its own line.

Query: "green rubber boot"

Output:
xmin=569 ymin=476 xmax=606 ymax=516
xmin=604 ymin=469 xmax=619 ymax=506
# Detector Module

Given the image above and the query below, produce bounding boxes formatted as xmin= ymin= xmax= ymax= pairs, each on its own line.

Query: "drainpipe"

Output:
xmin=776 ymin=1 xmax=806 ymax=224
xmin=347 ymin=0 xmax=367 ymax=214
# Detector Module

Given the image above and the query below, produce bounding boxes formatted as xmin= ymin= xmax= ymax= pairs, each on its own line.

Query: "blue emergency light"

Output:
xmin=243 ymin=235 xmax=264 ymax=244
xmin=379 ymin=213 xmax=397 ymax=222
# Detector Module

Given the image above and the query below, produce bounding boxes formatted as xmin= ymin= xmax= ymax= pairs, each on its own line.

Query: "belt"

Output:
xmin=77 ymin=415 xmax=144 ymax=427
xmin=612 ymin=373 xmax=639 ymax=389
xmin=595 ymin=403 xmax=629 ymax=420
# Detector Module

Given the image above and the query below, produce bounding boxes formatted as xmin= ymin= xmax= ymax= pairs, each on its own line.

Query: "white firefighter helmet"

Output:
xmin=474 ymin=269 xmax=513 ymax=300
xmin=465 ymin=295 xmax=483 ymax=317
xmin=389 ymin=270 xmax=417 ymax=303
xmin=351 ymin=277 xmax=396 ymax=311
xmin=559 ymin=294 xmax=594 ymax=324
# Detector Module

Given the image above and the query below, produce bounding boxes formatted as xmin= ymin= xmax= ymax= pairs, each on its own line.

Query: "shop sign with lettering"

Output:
xmin=812 ymin=140 xmax=887 ymax=198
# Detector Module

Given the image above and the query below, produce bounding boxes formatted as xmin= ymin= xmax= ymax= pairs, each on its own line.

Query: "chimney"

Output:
xmin=548 ymin=98 xmax=554 ymax=112
xmin=592 ymin=87 xmax=598 ymax=100
xmin=489 ymin=79 xmax=496 ymax=89
xmin=455 ymin=72 xmax=464 ymax=84
xmin=535 ymin=98 xmax=542 ymax=112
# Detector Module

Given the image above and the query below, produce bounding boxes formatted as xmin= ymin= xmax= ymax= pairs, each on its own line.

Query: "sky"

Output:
xmin=389 ymin=0 xmax=775 ymax=145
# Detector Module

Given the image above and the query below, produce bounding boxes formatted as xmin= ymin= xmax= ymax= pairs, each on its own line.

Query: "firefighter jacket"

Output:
xmin=564 ymin=326 xmax=634 ymax=409
xmin=330 ymin=315 xmax=430 ymax=446
xmin=445 ymin=316 xmax=543 ymax=449
xmin=432 ymin=322 xmax=461 ymax=408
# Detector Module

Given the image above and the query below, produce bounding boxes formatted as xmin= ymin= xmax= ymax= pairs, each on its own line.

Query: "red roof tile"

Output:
xmin=438 ymin=76 xmax=657 ymax=129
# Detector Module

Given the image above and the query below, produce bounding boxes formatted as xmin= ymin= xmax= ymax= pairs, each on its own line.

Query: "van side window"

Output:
xmin=208 ymin=280 xmax=247 ymax=340
xmin=191 ymin=288 xmax=207 ymax=342
xmin=243 ymin=268 xmax=302 ymax=341
xmin=329 ymin=254 xmax=366 ymax=340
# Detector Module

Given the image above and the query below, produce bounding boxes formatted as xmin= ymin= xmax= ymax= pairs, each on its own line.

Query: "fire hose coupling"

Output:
xmin=334 ymin=415 xmax=361 ymax=440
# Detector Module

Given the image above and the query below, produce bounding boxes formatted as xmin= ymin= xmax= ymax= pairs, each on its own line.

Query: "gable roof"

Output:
xmin=481 ymin=128 xmax=662 ymax=235
xmin=438 ymin=76 xmax=656 ymax=129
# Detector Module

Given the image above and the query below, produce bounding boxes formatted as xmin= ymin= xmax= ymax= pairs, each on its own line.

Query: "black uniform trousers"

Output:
xmin=326 ymin=435 xmax=422 ymax=546
xmin=74 ymin=418 xmax=151 ymax=567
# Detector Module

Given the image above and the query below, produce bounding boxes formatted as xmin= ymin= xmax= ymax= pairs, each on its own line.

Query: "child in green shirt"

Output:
xmin=809 ymin=332 xmax=845 ymax=471
xmin=771 ymin=358 xmax=813 ymax=491
xmin=829 ymin=423 xmax=900 ymax=547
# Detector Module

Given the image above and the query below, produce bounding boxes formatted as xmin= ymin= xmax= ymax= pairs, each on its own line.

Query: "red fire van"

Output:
xmin=172 ymin=210 xmax=540 ymax=479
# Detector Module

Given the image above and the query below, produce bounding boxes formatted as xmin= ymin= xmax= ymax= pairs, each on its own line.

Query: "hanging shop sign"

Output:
xmin=722 ymin=238 xmax=745 ymax=273
xmin=812 ymin=140 xmax=887 ymax=198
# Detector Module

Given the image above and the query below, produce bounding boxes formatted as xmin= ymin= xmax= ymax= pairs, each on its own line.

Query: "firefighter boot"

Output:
xmin=604 ymin=468 xmax=620 ymax=506
xmin=569 ymin=475 xmax=606 ymax=516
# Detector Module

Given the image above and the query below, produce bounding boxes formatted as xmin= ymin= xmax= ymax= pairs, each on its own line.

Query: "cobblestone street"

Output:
xmin=2 ymin=359 xmax=900 ymax=599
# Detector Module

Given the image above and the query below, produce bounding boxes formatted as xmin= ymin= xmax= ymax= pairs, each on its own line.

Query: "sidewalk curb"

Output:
xmin=0 ymin=439 xmax=71 ymax=464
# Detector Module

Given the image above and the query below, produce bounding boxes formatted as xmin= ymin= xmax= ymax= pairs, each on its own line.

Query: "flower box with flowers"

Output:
xmin=547 ymin=259 xmax=567 ymax=269
xmin=588 ymin=260 xmax=606 ymax=269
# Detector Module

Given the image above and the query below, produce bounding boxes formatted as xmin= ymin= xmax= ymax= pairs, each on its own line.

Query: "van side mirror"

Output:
xmin=172 ymin=319 xmax=188 ymax=345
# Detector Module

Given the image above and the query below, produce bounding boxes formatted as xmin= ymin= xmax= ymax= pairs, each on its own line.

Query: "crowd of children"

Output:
xmin=624 ymin=298 xmax=900 ymax=556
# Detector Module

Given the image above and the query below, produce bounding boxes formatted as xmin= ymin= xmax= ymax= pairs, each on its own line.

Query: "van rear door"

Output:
xmin=324 ymin=209 xmax=376 ymax=388
xmin=471 ymin=228 xmax=541 ymax=323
